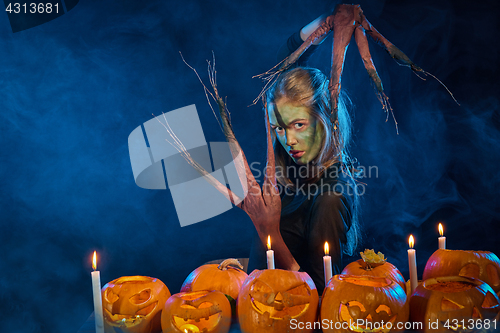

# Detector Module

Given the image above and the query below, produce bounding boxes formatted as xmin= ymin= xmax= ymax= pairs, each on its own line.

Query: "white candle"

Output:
xmin=323 ymin=242 xmax=333 ymax=286
xmin=91 ymin=251 xmax=104 ymax=333
xmin=266 ymin=235 xmax=275 ymax=269
xmin=408 ymin=235 xmax=418 ymax=295
xmin=438 ymin=223 xmax=446 ymax=249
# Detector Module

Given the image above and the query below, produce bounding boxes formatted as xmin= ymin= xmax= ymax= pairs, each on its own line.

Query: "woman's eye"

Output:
xmin=295 ymin=123 xmax=305 ymax=129
xmin=276 ymin=127 xmax=284 ymax=132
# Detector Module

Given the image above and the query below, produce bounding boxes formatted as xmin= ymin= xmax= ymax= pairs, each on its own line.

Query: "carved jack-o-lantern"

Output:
xmin=321 ymin=275 xmax=408 ymax=333
xmin=102 ymin=276 xmax=171 ymax=333
xmin=160 ymin=290 xmax=231 ymax=333
xmin=237 ymin=269 xmax=319 ymax=333
xmin=423 ymin=250 xmax=500 ymax=296
xmin=410 ymin=276 xmax=500 ymax=333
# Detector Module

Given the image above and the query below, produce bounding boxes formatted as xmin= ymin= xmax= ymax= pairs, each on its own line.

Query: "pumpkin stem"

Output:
xmin=218 ymin=258 xmax=243 ymax=271
xmin=360 ymin=249 xmax=387 ymax=269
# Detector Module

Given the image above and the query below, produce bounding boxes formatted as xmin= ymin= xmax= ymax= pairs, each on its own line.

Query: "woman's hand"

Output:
xmin=218 ymin=97 xmax=300 ymax=271
xmin=239 ymin=177 xmax=281 ymax=238
xmin=178 ymin=59 xmax=300 ymax=271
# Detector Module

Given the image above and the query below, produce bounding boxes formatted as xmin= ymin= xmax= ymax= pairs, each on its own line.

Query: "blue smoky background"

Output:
xmin=0 ymin=0 xmax=498 ymax=332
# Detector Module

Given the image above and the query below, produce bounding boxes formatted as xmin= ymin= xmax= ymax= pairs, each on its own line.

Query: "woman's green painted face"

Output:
xmin=269 ymin=100 xmax=324 ymax=165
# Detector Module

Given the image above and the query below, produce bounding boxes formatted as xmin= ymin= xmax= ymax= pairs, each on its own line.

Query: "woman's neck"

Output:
xmin=286 ymin=162 xmax=329 ymax=185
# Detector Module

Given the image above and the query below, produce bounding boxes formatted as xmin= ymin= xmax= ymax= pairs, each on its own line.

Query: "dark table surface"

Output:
xmin=77 ymin=313 xmax=243 ymax=333
xmin=79 ymin=312 xmax=500 ymax=333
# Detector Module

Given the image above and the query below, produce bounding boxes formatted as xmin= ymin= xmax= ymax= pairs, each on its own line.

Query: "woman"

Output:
xmin=246 ymin=15 xmax=361 ymax=294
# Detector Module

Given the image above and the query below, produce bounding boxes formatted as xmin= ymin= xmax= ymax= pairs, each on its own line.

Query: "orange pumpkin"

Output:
xmin=410 ymin=276 xmax=500 ymax=333
xmin=237 ymin=269 xmax=319 ymax=333
xmin=321 ymin=275 xmax=408 ymax=333
xmin=342 ymin=251 xmax=406 ymax=293
xmin=160 ymin=290 xmax=231 ymax=333
xmin=180 ymin=258 xmax=247 ymax=301
xmin=422 ymin=249 xmax=500 ymax=296
xmin=102 ymin=276 xmax=171 ymax=333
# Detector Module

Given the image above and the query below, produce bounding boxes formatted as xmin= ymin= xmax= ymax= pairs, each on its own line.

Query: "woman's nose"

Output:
xmin=285 ymin=131 xmax=298 ymax=146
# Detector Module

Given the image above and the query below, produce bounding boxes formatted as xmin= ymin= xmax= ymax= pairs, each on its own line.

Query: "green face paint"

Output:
xmin=269 ymin=100 xmax=324 ymax=165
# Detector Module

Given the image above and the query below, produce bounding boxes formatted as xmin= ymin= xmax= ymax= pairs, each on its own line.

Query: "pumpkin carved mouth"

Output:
xmin=104 ymin=301 xmax=158 ymax=328
xmin=339 ymin=301 xmax=397 ymax=333
xmin=249 ymin=281 xmax=311 ymax=320
xmin=170 ymin=291 xmax=224 ymax=333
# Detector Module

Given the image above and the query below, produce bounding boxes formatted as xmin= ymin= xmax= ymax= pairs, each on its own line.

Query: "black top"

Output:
xmin=247 ymin=164 xmax=353 ymax=294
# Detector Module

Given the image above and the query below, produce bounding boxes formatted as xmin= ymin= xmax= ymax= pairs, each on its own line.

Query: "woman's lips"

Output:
xmin=289 ymin=150 xmax=305 ymax=158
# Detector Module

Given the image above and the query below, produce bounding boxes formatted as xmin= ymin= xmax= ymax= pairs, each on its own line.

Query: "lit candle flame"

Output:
xmin=409 ymin=235 xmax=414 ymax=249
xmin=92 ymin=251 xmax=97 ymax=271
xmin=438 ymin=223 xmax=444 ymax=236
xmin=324 ymin=242 xmax=329 ymax=256
xmin=267 ymin=235 xmax=271 ymax=251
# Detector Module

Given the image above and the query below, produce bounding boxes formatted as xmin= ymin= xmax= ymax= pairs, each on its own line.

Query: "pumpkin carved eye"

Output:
xmin=129 ymin=289 xmax=151 ymax=305
xmin=482 ymin=291 xmax=499 ymax=309
xmin=375 ymin=305 xmax=391 ymax=314
xmin=342 ymin=301 xmax=366 ymax=319
xmin=104 ymin=289 xmax=119 ymax=304
xmin=251 ymin=279 xmax=273 ymax=294
xmin=374 ymin=304 xmax=393 ymax=322
xmin=459 ymin=263 xmax=480 ymax=278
